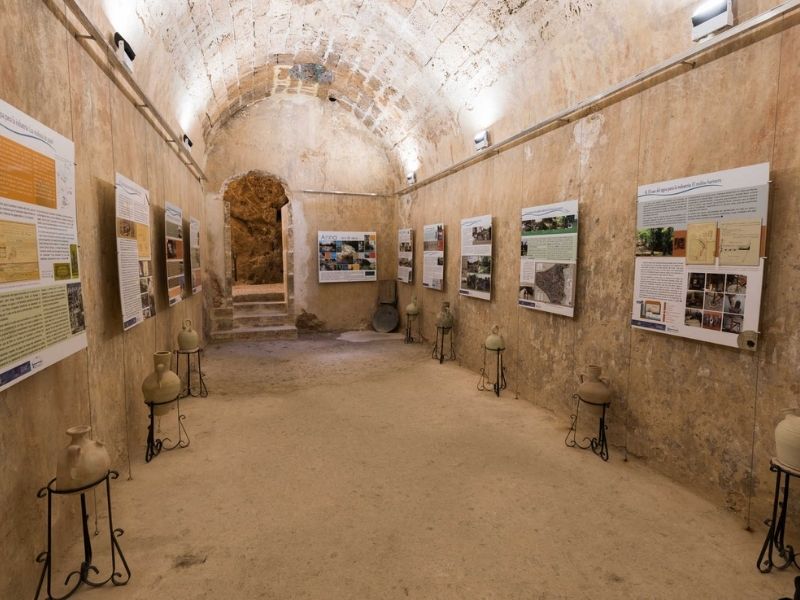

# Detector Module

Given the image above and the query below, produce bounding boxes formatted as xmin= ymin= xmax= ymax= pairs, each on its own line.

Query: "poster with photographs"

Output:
xmin=0 ymin=99 xmax=87 ymax=392
xmin=397 ymin=228 xmax=413 ymax=284
xmin=519 ymin=200 xmax=578 ymax=317
xmin=631 ymin=163 xmax=768 ymax=348
xmin=189 ymin=217 xmax=202 ymax=294
xmin=165 ymin=202 xmax=185 ymax=306
xmin=423 ymin=223 xmax=445 ymax=291
xmin=459 ymin=215 xmax=492 ymax=301
xmin=318 ymin=231 xmax=377 ymax=283
xmin=116 ymin=173 xmax=155 ymax=330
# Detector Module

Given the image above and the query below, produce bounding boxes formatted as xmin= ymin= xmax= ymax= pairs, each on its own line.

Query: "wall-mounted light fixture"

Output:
xmin=113 ymin=32 xmax=136 ymax=72
xmin=182 ymin=134 xmax=193 ymax=151
xmin=474 ymin=130 xmax=490 ymax=152
xmin=691 ymin=0 xmax=733 ymax=42
xmin=406 ymin=171 xmax=417 ymax=186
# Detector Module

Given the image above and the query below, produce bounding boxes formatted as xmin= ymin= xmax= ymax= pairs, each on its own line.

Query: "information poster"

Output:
xmin=165 ymin=202 xmax=185 ymax=306
xmin=632 ymin=163 xmax=768 ymax=348
xmin=519 ymin=200 xmax=579 ymax=317
xmin=459 ymin=215 xmax=492 ymax=301
xmin=0 ymin=99 xmax=87 ymax=392
xmin=189 ymin=217 xmax=202 ymax=294
xmin=423 ymin=223 xmax=445 ymax=291
xmin=318 ymin=231 xmax=377 ymax=283
xmin=397 ymin=228 xmax=413 ymax=284
xmin=116 ymin=173 xmax=155 ymax=330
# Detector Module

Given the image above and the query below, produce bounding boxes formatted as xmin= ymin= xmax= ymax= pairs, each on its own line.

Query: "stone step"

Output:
xmin=233 ymin=312 xmax=290 ymax=327
xmin=233 ymin=291 xmax=285 ymax=303
xmin=210 ymin=324 xmax=298 ymax=342
xmin=233 ymin=300 xmax=288 ymax=314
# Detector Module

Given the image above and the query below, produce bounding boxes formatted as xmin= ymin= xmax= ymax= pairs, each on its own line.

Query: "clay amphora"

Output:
xmin=178 ymin=319 xmax=199 ymax=351
xmin=485 ymin=325 xmax=505 ymax=351
xmin=577 ymin=365 xmax=612 ymax=405
xmin=775 ymin=411 xmax=800 ymax=471
xmin=56 ymin=426 xmax=111 ymax=492
xmin=436 ymin=302 xmax=454 ymax=329
xmin=142 ymin=351 xmax=181 ymax=415
xmin=406 ymin=296 xmax=420 ymax=316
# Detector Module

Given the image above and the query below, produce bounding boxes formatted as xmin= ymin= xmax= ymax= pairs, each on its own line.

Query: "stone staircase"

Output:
xmin=210 ymin=285 xmax=298 ymax=342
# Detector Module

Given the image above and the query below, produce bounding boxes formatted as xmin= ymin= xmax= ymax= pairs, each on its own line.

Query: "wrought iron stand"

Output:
xmin=145 ymin=397 xmax=190 ymax=463
xmin=758 ymin=458 xmax=800 ymax=573
xmin=565 ymin=394 xmax=610 ymax=461
xmin=478 ymin=347 xmax=507 ymax=397
xmin=173 ymin=348 xmax=208 ymax=398
xmin=35 ymin=471 xmax=130 ymax=600
xmin=431 ymin=326 xmax=455 ymax=364
xmin=404 ymin=313 xmax=421 ymax=344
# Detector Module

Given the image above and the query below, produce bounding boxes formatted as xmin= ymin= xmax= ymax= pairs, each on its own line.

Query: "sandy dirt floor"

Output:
xmin=57 ymin=334 xmax=791 ymax=599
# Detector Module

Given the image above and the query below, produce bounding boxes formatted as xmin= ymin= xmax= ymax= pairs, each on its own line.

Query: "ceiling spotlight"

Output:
xmin=182 ymin=134 xmax=193 ymax=151
xmin=474 ymin=130 xmax=490 ymax=152
xmin=113 ymin=32 xmax=136 ymax=72
xmin=691 ymin=0 xmax=733 ymax=42
xmin=406 ymin=171 xmax=417 ymax=186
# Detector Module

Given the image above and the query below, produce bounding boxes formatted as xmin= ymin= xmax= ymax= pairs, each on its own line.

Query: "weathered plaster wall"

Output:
xmin=203 ymin=94 xmax=398 ymax=328
xmin=396 ymin=17 xmax=800 ymax=522
xmin=0 ymin=2 xmax=206 ymax=598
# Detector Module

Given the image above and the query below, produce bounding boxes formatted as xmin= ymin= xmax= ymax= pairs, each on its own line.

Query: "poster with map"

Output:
xmin=423 ymin=223 xmax=445 ymax=291
xmin=459 ymin=215 xmax=492 ymax=301
xmin=318 ymin=231 xmax=377 ymax=282
xmin=116 ymin=173 xmax=155 ymax=330
xmin=190 ymin=217 xmax=202 ymax=294
xmin=632 ymin=163 xmax=768 ymax=349
xmin=0 ymin=98 xmax=87 ymax=392
xmin=519 ymin=200 xmax=579 ymax=317
xmin=397 ymin=228 xmax=413 ymax=284
xmin=165 ymin=202 xmax=185 ymax=306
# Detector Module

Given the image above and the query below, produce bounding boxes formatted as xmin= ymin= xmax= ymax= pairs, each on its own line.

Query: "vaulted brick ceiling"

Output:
xmin=134 ymin=0 xmax=594 ymax=164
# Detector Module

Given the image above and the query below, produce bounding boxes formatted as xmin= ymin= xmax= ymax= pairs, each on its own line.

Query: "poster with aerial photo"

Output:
xmin=318 ymin=231 xmax=377 ymax=283
xmin=519 ymin=200 xmax=579 ymax=317
xmin=0 ymin=99 xmax=87 ymax=392
xmin=189 ymin=217 xmax=202 ymax=294
xmin=397 ymin=228 xmax=413 ymax=284
xmin=423 ymin=223 xmax=445 ymax=291
xmin=459 ymin=215 xmax=492 ymax=301
xmin=116 ymin=173 xmax=155 ymax=330
xmin=165 ymin=202 xmax=185 ymax=306
xmin=631 ymin=163 xmax=768 ymax=348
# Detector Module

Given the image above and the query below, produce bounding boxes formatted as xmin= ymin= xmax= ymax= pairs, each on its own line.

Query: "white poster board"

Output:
xmin=459 ymin=214 xmax=492 ymax=301
xmin=0 ymin=99 xmax=87 ymax=392
xmin=631 ymin=163 xmax=768 ymax=348
xmin=116 ymin=173 xmax=155 ymax=330
xmin=189 ymin=217 xmax=202 ymax=294
xmin=397 ymin=228 xmax=413 ymax=284
xmin=318 ymin=231 xmax=377 ymax=283
xmin=519 ymin=200 xmax=579 ymax=317
xmin=165 ymin=202 xmax=185 ymax=306
xmin=423 ymin=223 xmax=445 ymax=291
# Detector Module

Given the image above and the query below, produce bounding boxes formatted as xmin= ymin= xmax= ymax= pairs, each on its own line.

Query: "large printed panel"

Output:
xmin=397 ymin=228 xmax=413 ymax=284
xmin=422 ymin=223 xmax=445 ymax=291
xmin=0 ymin=99 xmax=87 ymax=392
xmin=165 ymin=201 xmax=185 ymax=306
xmin=631 ymin=163 xmax=768 ymax=348
xmin=459 ymin=215 xmax=492 ymax=301
xmin=189 ymin=216 xmax=202 ymax=294
xmin=318 ymin=231 xmax=377 ymax=283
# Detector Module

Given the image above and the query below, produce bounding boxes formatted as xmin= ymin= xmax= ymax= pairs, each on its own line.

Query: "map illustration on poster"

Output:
xmin=0 ymin=99 xmax=87 ymax=392
xmin=318 ymin=231 xmax=377 ymax=282
xmin=423 ymin=223 xmax=445 ymax=291
xmin=519 ymin=200 xmax=579 ymax=317
xmin=190 ymin=217 xmax=202 ymax=294
xmin=397 ymin=228 xmax=413 ymax=284
xmin=459 ymin=215 xmax=492 ymax=301
xmin=631 ymin=163 xmax=768 ymax=348
xmin=116 ymin=173 xmax=155 ymax=331
xmin=165 ymin=202 xmax=185 ymax=306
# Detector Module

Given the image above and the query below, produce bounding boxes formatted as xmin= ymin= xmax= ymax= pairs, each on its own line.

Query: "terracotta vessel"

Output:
xmin=406 ymin=296 xmax=420 ymax=316
xmin=775 ymin=411 xmax=800 ymax=471
xmin=177 ymin=319 xmax=199 ymax=351
xmin=577 ymin=365 xmax=612 ymax=405
xmin=56 ymin=426 xmax=111 ymax=492
xmin=142 ymin=351 xmax=181 ymax=416
xmin=436 ymin=302 xmax=454 ymax=329
xmin=485 ymin=325 xmax=505 ymax=351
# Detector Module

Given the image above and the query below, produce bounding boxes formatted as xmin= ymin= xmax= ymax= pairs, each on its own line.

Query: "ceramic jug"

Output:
xmin=485 ymin=325 xmax=505 ymax=351
xmin=406 ymin=296 xmax=420 ymax=316
xmin=775 ymin=411 xmax=800 ymax=471
xmin=177 ymin=319 xmax=199 ymax=352
xmin=436 ymin=302 xmax=454 ymax=329
xmin=577 ymin=365 xmax=612 ymax=405
xmin=56 ymin=426 xmax=111 ymax=492
xmin=142 ymin=351 xmax=181 ymax=415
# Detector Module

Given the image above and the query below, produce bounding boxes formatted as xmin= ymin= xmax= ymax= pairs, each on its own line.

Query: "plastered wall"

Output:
xmin=0 ymin=2 xmax=206 ymax=597
xmin=396 ymin=16 xmax=800 ymax=522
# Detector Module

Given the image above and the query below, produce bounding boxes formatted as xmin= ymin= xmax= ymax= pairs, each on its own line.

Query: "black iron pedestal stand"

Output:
xmin=34 ymin=471 xmax=130 ymax=600
xmin=145 ymin=397 xmax=190 ymax=463
xmin=173 ymin=348 xmax=208 ymax=398
xmin=404 ymin=313 xmax=421 ymax=344
xmin=565 ymin=394 xmax=610 ymax=461
xmin=758 ymin=458 xmax=800 ymax=573
xmin=478 ymin=346 xmax=507 ymax=397
xmin=431 ymin=326 xmax=455 ymax=364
